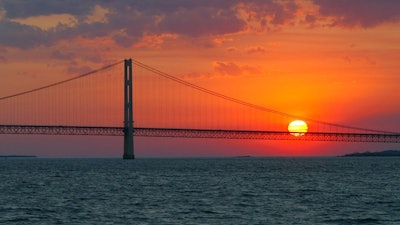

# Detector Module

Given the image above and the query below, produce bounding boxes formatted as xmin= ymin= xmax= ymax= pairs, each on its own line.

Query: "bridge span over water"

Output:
xmin=1 ymin=59 xmax=399 ymax=158
xmin=1 ymin=125 xmax=400 ymax=143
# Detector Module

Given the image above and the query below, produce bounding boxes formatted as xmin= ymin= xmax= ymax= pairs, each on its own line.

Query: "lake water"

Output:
xmin=1 ymin=157 xmax=400 ymax=224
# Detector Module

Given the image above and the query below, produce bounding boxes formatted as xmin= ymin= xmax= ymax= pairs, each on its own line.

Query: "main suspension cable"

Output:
xmin=131 ymin=58 xmax=397 ymax=134
xmin=0 ymin=60 xmax=123 ymax=101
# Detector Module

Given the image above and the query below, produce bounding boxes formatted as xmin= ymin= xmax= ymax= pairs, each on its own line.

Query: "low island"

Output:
xmin=342 ymin=150 xmax=400 ymax=157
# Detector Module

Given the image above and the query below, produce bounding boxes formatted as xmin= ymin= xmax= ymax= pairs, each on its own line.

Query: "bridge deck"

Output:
xmin=1 ymin=125 xmax=400 ymax=143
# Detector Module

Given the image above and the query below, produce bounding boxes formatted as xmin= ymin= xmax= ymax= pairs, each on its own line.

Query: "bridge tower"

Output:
xmin=123 ymin=59 xmax=134 ymax=159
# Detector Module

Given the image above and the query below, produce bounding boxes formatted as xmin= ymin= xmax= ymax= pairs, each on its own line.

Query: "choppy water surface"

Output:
xmin=1 ymin=157 xmax=400 ymax=224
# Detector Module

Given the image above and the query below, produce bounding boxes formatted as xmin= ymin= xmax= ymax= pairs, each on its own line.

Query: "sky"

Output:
xmin=1 ymin=0 xmax=400 ymax=157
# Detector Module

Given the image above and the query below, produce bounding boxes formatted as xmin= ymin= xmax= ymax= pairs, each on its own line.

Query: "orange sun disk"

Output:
xmin=288 ymin=120 xmax=308 ymax=136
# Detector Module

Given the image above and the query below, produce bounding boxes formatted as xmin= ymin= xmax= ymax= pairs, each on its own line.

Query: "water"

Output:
xmin=1 ymin=157 xmax=400 ymax=224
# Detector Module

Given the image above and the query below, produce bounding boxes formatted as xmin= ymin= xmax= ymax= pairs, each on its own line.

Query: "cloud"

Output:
xmin=245 ymin=45 xmax=267 ymax=54
xmin=340 ymin=54 xmax=377 ymax=66
xmin=0 ymin=6 xmax=5 ymax=20
xmin=226 ymin=46 xmax=238 ymax=52
xmin=1 ymin=0 xmax=94 ymax=18
xmin=0 ymin=1 xmax=241 ymax=48
xmin=0 ymin=46 xmax=7 ymax=63
xmin=134 ymin=33 xmax=178 ymax=49
xmin=213 ymin=61 xmax=260 ymax=76
xmin=51 ymin=50 xmax=75 ymax=60
xmin=66 ymin=60 xmax=93 ymax=75
xmin=213 ymin=37 xmax=234 ymax=45
xmin=157 ymin=6 xmax=245 ymax=37
xmin=0 ymin=0 xmax=303 ymax=49
xmin=0 ymin=20 xmax=47 ymax=49
xmin=313 ymin=0 xmax=400 ymax=27
xmin=10 ymin=14 xmax=78 ymax=31
xmin=5 ymin=0 xmax=398 ymax=50
xmin=85 ymin=5 xmax=110 ymax=24
xmin=67 ymin=65 xmax=93 ymax=75
xmin=236 ymin=0 xmax=299 ymax=31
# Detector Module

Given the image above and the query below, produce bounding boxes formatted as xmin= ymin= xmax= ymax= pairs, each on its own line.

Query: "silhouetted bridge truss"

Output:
xmin=1 ymin=125 xmax=400 ymax=143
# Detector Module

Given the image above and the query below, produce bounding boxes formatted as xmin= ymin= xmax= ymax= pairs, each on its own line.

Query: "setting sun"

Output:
xmin=288 ymin=120 xmax=308 ymax=136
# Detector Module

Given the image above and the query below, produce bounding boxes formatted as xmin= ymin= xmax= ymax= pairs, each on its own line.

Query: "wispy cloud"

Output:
xmin=213 ymin=61 xmax=260 ymax=76
xmin=245 ymin=45 xmax=267 ymax=54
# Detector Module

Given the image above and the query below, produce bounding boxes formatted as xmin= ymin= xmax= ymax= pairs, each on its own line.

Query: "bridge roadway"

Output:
xmin=1 ymin=125 xmax=400 ymax=143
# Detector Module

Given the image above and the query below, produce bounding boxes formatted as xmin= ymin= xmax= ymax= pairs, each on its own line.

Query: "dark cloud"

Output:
xmin=305 ymin=14 xmax=317 ymax=24
xmin=2 ymin=0 xmax=400 ymax=50
xmin=1 ymin=0 xmax=94 ymax=18
xmin=51 ymin=50 xmax=75 ymax=60
xmin=0 ymin=20 xmax=47 ymax=49
xmin=0 ymin=46 xmax=7 ymax=63
xmin=0 ymin=0 xmax=301 ymax=49
xmin=66 ymin=61 xmax=93 ymax=75
xmin=237 ymin=0 xmax=299 ymax=31
xmin=52 ymin=48 xmax=102 ymax=64
xmin=157 ymin=7 xmax=245 ymax=37
xmin=313 ymin=0 xmax=400 ymax=27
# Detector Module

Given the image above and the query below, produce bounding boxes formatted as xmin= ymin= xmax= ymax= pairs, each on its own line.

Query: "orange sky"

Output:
xmin=1 ymin=0 xmax=400 ymax=157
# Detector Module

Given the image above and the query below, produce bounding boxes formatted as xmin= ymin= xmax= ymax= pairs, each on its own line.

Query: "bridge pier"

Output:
xmin=123 ymin=59 xmax=135 ymax=159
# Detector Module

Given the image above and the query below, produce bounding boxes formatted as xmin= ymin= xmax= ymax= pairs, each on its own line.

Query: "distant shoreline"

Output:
xmin=0 ymin=155 xmax=37 ymax=158
xmin=342 ymin=150 xmax=400 ymax=157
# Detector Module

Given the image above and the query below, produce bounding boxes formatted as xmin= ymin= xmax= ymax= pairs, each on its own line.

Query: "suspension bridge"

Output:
xmin=1 ymin=59 xmax=399 ymax=159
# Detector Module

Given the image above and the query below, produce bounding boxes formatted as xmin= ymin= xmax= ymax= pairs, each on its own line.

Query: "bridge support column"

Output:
xmin=123 ymin=59 xmax=134 ymax=159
